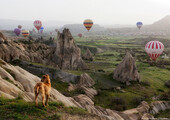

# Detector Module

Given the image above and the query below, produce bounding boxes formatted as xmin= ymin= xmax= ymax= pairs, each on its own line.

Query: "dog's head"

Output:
xmin=41 ymin=74 xmax=50 ymax=84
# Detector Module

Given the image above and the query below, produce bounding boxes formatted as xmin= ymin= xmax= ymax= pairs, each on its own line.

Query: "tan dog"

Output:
xmin=34 ymin=74 xmax=51 ymax=107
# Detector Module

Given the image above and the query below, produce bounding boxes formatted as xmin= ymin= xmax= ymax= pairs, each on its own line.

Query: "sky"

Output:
xmin=0 ymin=0 xmax=170 ymax=25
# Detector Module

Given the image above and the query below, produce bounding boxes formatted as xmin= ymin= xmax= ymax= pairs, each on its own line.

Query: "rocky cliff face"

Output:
xmin=0 ymin=30 xmax=87 ymax=70
xmin=113 ymin=52 xmax=140 ymax=85
xmin=0 ymin=41 xmax=56 ymax=67
xmin=52 ymin=28 xmax=87 ymax=70
xmin=0 ymin=59 xmax=80 ymax=107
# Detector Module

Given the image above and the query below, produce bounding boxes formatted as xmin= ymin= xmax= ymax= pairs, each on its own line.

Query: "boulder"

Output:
xmin=82 ymin=48 xmax=94 ymax=61
xmin=113 ymin=52 xmax=140 ymax=85
xmin=141 ymin=113 xmax=154 ymax=120
xmin=76 ymin=73 xmax=95 ymax=87
xmin=52 ymin=28 xmax=87 ymax=70
xmin=80 ymin=86 xmax=97 ymax=99
xmin=68 ymin=73 xmax=96 ymax=99
xmin=149 ymin=101 xmax=170 ymax=114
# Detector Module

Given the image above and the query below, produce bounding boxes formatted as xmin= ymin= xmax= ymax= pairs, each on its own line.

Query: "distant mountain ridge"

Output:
xmin=146 ymin=15 xmax=170 ymax=30
xmin=1 ymin=15 xmax=170 ymax=33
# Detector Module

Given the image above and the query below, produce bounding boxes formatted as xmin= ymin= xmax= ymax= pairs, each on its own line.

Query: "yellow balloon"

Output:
xmin=22 ymin=30 xmax=29 ymax=37
xmin=83 ymin=19 xmax=93 ymax=31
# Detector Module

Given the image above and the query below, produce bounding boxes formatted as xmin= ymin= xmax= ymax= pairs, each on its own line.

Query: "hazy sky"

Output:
xmin=0 ymin=0 xmax=170 ymax=25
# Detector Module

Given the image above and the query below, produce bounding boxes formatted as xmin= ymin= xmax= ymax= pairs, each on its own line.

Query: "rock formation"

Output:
xmin=0 ymin=40 xmax=57 ymax=67
xmin=0 ymin=31 xmax=6 ymax=43
xmin=76 ymin=73 xmax=95 ymax=87
xmin=0 ymin=59 xmax=80 ymax=107
xmin=0 ymin=30 xmax=87 ymax=70
xmin=0 ymin=58 xmax=169 ymax=120
xmin=113 ymin=52 xmax=140 ymax=85
xmin=53 ymin=28 xmax=87 ymax=70
xmin=82 ymin=48 xmax=94 ymax=61
xmin=73 ymin=94 xmax=170 ymax=120
xmin=68 ymin=73 xmax=97 ymax=99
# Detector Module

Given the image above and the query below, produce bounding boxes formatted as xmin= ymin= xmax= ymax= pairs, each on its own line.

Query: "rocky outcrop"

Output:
xmin=73 ymin=95 xmax=170 ymax=120
xmin=76 ymin=73 xmax=95 ymax=87
xmin=52 ymin=28 xmax=87 ymax=70
xmin=113 ymin=52 xmax=140 ymax=85
xmin=68 ymin=73 xmax=97 ymax=99
xmin=0 ymin=31 xmax=6 ymax=42
xmin=141 ymin=113 xmax=154 ymax=120
xmin=150 ymin=101 xmax=170 ymax=114
xmin=12 ymin=60 xmax=96 ymax=99
xmin=0 ymin=30 xmax=87 ymax=70
xmin=0 ymin=59 xmax=80 ymax=107
xmin=12 ymin=60 xmax=78 ymax=83
xmin=82 ymin=48 xmax=94 ymax=61
xmin=0 ymin=41 xmax=57 ymax=67
xmin=79 ymin=87 xmax=97 ymax=99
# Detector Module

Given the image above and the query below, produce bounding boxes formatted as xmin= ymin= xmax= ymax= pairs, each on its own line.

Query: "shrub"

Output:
xmin=132 ymin=97 xmax=144 ymax=106
xmin=48 ymin=114 xmax=61 ymax=120
xmin=159 ymin=90 xmax=170 ymax=101
xmin=141 ymin=80 xmax=151 ymax=86
xmin=110 ymin=97 xmax=127 ymax=111
xmin=16 ymin=93 xmax=23 ymax=100
xmin=165 ymin=80 xmax=170 ymax=88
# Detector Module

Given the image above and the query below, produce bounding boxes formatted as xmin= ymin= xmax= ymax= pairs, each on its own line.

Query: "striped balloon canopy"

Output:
xmin=145 ymin=41 xmax=164 ymax=61
xmin=22 ymin=30 xmax=29 ymax=37
xmin=83 ymin=19 xmax=93 ymax=31
xmin=34 ymin=20 xmax=42 ymax=31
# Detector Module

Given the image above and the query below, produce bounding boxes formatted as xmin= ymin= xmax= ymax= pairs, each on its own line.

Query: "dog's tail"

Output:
xmin=34 ymin=86 xmax=40 ymax=96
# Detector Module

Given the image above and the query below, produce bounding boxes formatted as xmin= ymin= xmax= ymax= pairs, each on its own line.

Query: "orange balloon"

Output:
xmin=83 ymin=19 xmax=93 ymax=31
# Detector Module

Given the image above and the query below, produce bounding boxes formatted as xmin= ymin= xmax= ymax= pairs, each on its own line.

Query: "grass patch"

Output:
xmin=0 ymin=97 xmax=88 ymax=120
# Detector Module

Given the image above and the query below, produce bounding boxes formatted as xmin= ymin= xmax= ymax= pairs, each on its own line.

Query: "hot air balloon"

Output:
xmin=55 ymin=29 xmax=58 ymax=32
xmin=136 ymin=22 xmax=143 ymax=29
xmin=78 ymin=33 xmax=82 ymax=38
xmin=40 ymin=27 xmax=44 ymax=34
xmin=34 ymin=20 xmax=42 ymax=31
xmin=14 ymin=28 xmax=21 ymax=36
xmin=22 ymin=30 xmax=29 ymax=37
xmin=83 ymin=19 xmax=93 ymax=31
xmin=18 ymin=25 xmax=22 ymax=29
xmin=145 ymin=41 xmax=164 ymax=61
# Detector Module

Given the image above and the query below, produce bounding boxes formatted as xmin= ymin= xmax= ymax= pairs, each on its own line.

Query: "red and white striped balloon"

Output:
xmin=145 ymin=41 xmax=164 ymax=61
xmin=33 ymin=20 xmax=42 ymax=31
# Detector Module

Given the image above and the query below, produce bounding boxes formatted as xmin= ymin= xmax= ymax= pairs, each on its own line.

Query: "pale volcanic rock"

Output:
xmin=113 ymin=52 xmax=140 ymax=85
xmin=82 ymin=48 xmax=94 ymax=61
xmin=52 ymin=28 xmax=87 ymax=70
